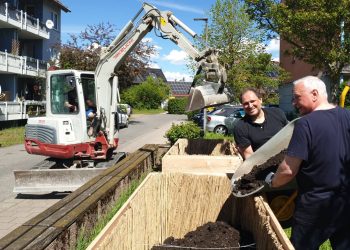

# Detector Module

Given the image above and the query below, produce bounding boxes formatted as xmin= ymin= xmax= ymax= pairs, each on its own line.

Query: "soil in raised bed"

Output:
xmin=232 ymin=150 xmax=286 ymax=195
xmin=152 ymin=221 xmax=255 ymax=249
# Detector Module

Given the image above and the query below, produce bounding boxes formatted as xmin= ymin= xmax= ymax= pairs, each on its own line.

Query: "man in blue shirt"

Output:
xmin=265 ymin=76 xmax=350 ymax=249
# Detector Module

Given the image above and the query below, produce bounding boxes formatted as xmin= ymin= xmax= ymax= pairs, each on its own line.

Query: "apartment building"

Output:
xmin=0 ymin=0 xmax=69 ymax=121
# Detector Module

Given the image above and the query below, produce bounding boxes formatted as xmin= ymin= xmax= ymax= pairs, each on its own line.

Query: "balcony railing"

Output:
xmin=0 ymin=50 xmax=48 ymax=77
xmin=0 ymin=101 xmax=46 ymax=121
xmin=0 ymin=2 xmax=49 ymax=38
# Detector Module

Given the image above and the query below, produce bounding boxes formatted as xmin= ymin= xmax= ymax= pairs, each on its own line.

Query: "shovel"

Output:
xmin=231 ymin=118 xmax=299 ymax=197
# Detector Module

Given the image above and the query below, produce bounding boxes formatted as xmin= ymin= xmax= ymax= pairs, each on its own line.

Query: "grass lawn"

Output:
xmin=132 ymin=108 xmax=165 ymax=115
xmin=203 ymin=132 xmax=233 ymax=141
xmin=0 ymin=126 xmax=25 ymax=147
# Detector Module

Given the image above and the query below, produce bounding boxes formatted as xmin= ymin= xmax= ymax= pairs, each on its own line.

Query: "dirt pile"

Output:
xmin=232 ymin=150 xmax=286 ymax=195
xmin=152 ymin=221 xmax=245 ymax=249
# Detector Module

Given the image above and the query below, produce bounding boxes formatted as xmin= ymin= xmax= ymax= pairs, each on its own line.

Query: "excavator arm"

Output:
xmin=94 ymin=2 xmax=231 ymax=145
xmin=340 ymin=82 xmax=350 ymax=108
xmin=15 ymin=2 xmax=232 ymax=194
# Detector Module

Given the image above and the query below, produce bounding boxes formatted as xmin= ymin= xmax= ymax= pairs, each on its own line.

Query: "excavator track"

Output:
xmin=13 ymin=152 xmax=126 ymax=194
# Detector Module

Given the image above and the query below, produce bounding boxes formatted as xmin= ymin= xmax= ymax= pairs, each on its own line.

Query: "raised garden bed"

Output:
xmin=87 ymin=173 xmax=293 ymax=250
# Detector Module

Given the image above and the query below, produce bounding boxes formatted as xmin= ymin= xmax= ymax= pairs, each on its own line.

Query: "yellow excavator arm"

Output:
xmin=340 ymin=83 xmax=350 ymax=108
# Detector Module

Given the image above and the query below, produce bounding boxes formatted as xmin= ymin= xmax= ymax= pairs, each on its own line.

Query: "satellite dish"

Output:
xmin=46 ymin=20 xmax=54 ymax=30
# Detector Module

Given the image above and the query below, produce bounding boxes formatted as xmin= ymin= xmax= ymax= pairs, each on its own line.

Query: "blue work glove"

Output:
xmin=265 ymin=172 xmax=275 ymax=188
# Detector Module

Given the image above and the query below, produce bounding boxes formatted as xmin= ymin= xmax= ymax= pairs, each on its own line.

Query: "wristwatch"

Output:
xmin=265 ymin=172 xmax=275 ymax=188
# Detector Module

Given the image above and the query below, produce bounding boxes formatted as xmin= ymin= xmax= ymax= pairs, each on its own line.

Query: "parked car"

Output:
xmin=115 ymin=105 xmax=129 ymax=128
xmin=191 ymin=106 xmax=223 ymax=128
xmin=210 ymin=105 xmax=242 ymax=116
xmin=206 ymin=108 xmax=245 ymax=135
xmin=119 ymin=103 xmax=132 ymax=116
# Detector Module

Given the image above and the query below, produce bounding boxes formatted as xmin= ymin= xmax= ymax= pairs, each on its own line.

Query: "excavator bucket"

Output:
xmin=185 ymin=82 xmax=232 ymax=112
xmin=231 ymin=118 xmax=299 ymax=197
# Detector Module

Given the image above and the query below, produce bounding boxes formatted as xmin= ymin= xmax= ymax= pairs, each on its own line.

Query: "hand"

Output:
xmin=265 ymin=172 xmax=275 ymax=188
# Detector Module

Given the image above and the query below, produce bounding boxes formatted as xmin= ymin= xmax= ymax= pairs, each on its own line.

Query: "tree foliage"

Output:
xmin=121 ymin=76 xmax=170 ymax=109
xmin=201 ymin=0 xmax=288 ymax=103
xmin=245 ymin=0 xmax=350 ymax=100
xmin=56 ymin=22 xmax=155 ymax=89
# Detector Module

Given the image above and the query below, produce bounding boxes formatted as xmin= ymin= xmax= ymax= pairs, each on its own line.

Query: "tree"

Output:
xmin=231 ymin=53 xmax=289 ymax=103
xmin=199 ymin=0 xmax=288 ymax=103
xmin=245 ymin=0 xmax=350 ymax=101
xmin=56 ymin=22 xmax=155 ymax=89
xmin=121 ymin=76 xmax=170 ymax=109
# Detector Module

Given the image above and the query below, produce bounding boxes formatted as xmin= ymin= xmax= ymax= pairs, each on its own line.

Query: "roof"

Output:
xmin=51 ymin=0 xmax=70 ymax=12
xmin=133 ymin=68 xmax=167 ymax=84
xmin=167 ymin=81 xmax=192 ymax=96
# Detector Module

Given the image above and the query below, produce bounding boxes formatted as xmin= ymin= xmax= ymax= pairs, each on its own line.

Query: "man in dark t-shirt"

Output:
xmin=233 ymin=88 xmax=288 ymax=159
xmin=265 ymin=76 xmax=350 ymax=249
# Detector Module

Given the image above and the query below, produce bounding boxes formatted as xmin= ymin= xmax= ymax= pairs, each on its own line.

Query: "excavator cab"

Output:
xmin=25 ymin=70 xmax=104 ymax=160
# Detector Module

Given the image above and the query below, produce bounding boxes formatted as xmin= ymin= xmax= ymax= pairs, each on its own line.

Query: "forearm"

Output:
xmin=238 ymin=145 xmax=254 ymax=160
xmin=270 ymin=156 xmax=301 ymax=188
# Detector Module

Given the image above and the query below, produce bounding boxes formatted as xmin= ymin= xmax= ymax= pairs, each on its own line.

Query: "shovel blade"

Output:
xmin=231 ymin=118 xmax=299 ymax=197
xmin=185 ymin=83 xmax=232 ymax=112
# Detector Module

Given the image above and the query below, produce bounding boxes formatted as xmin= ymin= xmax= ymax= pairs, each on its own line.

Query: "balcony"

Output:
xmin=0 ymin=101 xmax=46 ymax=121
xmin=0 ymin=2 xmax=49 ymax=39
xmin=0 ymin=50 xmax=47 ymax=77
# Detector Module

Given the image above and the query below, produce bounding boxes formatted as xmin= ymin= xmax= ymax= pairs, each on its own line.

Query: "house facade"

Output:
xmin=0 ymin=0 xmax=69 ymax=121
xmin=278 ymin=39 xmax=336 ymax=114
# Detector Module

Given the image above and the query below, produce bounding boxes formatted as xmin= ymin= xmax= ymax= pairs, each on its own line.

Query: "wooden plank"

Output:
xmin=36 ymin=175 xmax=115 ymax=227
xmin=4 ymin=226 xmax=48 ymax=250
xmin=0 ymin=226 xmax=31 ymax=250
xmin=162 ymin=155 xmax=242 ymax=174
xmin=259 ymin=196 xmax=295 ymax=250
xmin=23 ymin=227 xmax=63 ymax=250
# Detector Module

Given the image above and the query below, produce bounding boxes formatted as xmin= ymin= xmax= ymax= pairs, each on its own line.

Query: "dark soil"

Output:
xmin=232 ymin=150 xmax=286 ymax=195
xmin=152 ymin=221 xmax=255 ymax=249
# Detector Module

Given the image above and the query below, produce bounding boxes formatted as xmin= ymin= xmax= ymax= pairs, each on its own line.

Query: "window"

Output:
xmin=81 ymin=74 xmax=96 ymax=104
xmin=51 ymin=74 xmax=79 ymax=114
xmin=50 ymin=11 xmax=58 ymax=30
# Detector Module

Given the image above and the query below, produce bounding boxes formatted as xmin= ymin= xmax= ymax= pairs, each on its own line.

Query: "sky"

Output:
xmin=60 ymin=0 xmax=279 ymax=82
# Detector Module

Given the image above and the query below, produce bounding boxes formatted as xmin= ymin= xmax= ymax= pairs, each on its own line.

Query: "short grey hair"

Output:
xmin=293 ymin=76 xmax=328 ymax=98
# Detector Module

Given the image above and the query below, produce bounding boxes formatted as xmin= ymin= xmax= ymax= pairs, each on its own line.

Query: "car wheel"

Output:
xmin=125 ymin=119 xmax=129 ymax=128
xmin=213 ymin=125 xmax=227 ymax=135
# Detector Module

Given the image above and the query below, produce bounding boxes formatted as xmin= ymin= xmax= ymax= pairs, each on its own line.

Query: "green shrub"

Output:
xmin=186 ymin=110 xmax=199 ymax=121
xmin=165 ymin=121 xmax=201 ymax=144
xmin=167 ymin=98 xmax=187 ymax=114
xmin=121 ymin=76 xmax=170 ymax=109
